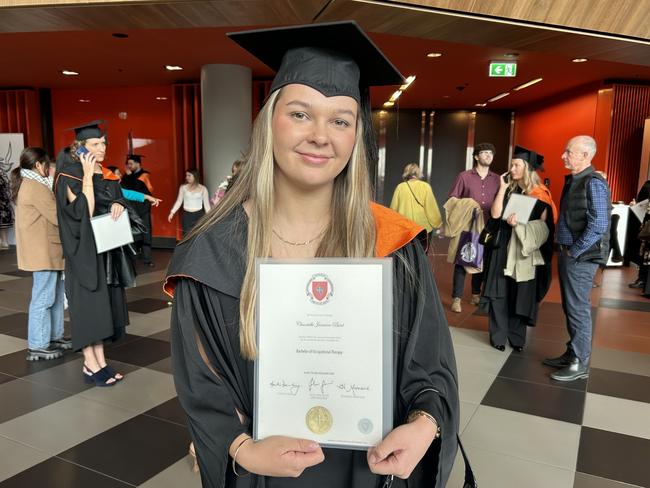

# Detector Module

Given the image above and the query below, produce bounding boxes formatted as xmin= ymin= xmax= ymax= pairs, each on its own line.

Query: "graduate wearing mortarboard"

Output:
xmin=482 ymin=146 xmax=557 ymax=353
xmin=121 ymin=154 xmax=155 ymax=266
xmin=54 ymin=121 xmax=134 ymax=386
xmin=164 ymin=22 xmax=467 ymax=488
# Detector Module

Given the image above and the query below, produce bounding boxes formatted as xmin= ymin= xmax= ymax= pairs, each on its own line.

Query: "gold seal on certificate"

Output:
xmin=306 ymin=406 xmax=333 ymax=434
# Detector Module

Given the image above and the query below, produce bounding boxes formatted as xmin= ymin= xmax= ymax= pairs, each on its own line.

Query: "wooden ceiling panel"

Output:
xmin=0 ymin=0 xmax=327 ymax=32
xmin=316 ymin=0 xmax=650 ymax=67
xmin=389 ymin=0 xmax=650 ymax=40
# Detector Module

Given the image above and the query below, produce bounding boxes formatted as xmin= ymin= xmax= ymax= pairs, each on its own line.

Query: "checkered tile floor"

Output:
xmin=0 ymin=247 xmax=648 ymax=487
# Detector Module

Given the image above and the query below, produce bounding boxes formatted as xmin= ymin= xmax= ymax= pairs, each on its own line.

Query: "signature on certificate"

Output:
xmin=308 ymin=377 xmax=333 ymax=395
xmin=269 ymin=379 xmax=301 ymax=396
xmin=337 ymin=382 xmax=371 ymax=398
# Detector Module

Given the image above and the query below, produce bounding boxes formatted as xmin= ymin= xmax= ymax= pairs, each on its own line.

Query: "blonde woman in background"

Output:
xmin=390 ymin=163 xmax=442 ymax=250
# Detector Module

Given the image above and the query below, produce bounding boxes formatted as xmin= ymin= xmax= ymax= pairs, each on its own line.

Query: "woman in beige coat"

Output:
xmin=12 ymin=147 xmax=69 ymax=361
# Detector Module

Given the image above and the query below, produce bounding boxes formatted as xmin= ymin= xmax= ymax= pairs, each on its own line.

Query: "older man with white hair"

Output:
xmin=543 ymin=135 xmax=611 ymax=381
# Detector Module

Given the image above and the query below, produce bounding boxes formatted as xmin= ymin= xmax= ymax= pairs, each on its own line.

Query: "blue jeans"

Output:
xmin=558 ymin=252 xmax=598 ymax=363
xmin=28 ymin=271 xmax=65 ymax=349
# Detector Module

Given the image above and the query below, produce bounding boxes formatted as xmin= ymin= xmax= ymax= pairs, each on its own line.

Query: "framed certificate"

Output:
xmin=254 ymin=258 xmax=393 ymax=450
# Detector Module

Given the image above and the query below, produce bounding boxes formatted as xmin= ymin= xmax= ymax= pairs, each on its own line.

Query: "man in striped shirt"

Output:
xmin=544 ymin=135 xmax=611 ymax=382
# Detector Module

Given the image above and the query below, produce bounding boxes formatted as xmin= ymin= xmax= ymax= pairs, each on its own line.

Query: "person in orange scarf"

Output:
xmin=481 ymin=146 xmax=556 ymax=352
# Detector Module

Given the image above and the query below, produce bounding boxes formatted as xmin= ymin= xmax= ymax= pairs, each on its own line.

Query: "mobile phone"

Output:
xmin=502 ymin=172 xmax=510 ymax=183
xmin=76 ymin=145 xmax=89 ymax=158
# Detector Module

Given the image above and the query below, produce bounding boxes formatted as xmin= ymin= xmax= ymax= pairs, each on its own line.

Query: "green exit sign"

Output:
xmin=489 ymin=62 xmax=517 ymax=77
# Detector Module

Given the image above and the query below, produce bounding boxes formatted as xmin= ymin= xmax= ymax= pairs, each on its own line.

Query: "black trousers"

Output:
xmin=182 ymin=209 xmax=205 ymax=237
xmin=452 ymin=264 xmax=483 ymax=298
xmin=488 ymin=277 xmax=527 ymax=347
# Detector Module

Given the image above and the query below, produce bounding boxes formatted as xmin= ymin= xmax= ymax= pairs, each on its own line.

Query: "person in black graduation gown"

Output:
xmin=55 ymin=121 xmax=134 ymax=386
xmin=482 ymin=147 xmax=557 ymax=351
xmin=164 ymin=22 xmax=467 ymax=488
xmin=121 ymin=154 xmax=155 ymax=266
xmin=627 ymin=179 xmax=650 ymax=289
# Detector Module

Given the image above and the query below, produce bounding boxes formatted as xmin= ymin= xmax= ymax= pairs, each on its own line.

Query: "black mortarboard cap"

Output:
xmin=227 ymin=21 xmax=404 ymax=102
xmin=68 ymin=120 xmax=105 ymax=142
xmin=514 ymin=145 xmax=544 ymax=170
xmin=126 ymin=154 xmax=145 ymax=164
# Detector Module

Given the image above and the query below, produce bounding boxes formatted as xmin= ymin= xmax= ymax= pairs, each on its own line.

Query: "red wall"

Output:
xmin=52 ymin=86 xmax=179 ymax=238
xmin=514 ymin=83 xmax=602 ymax=209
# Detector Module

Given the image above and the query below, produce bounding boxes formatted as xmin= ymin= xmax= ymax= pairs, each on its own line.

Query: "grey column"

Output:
xmin=200 ymin=64 xmax=252 ymax=197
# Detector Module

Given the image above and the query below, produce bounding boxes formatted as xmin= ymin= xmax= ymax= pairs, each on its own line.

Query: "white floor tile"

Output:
xmin=462 ymin=406 xmax=581 ymax=470
xmin=583 ymin=393 xmax=650 ymax=440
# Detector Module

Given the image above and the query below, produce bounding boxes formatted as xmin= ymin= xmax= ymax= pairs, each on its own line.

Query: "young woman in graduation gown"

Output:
xmin=164 ymin=22 xmax=462 ymax=488
xmin=55 ymin=122 xmax=134 ymax=386
xmin=482 ymin=148 xmax=557 ymax=351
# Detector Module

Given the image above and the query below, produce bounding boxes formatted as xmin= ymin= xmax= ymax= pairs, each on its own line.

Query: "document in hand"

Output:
xmin=90 ymin=210 xmax=134 ymax=253
xmin=502 ymin=193 xmax=537 ymax=224
xmin=630 ymin=199 xmax=649 ymax=223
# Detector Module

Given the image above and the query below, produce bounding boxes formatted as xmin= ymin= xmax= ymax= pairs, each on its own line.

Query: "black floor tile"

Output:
xmin=0 ymin=372 xmax=15 ymax=385
xmin=588 ymin=368 xmax=650 ymax=404
xmin=599 ymin=297 xmax=650 ymax=313
xmin=498 ymin=354 xmax=587 ymax=392
xmin=24 ymin=358 xmax=139 ymax=395
xmin=126 ymin=282 xmax=167 ymax=301
xmin=482 ymin=376 xmax=586 ymax=424
xmin=0 ymin=313 xmax=27 ymax=334
xmin=4 ymin=321 xmax=71 ymax=340
xmin=127 ymin=298 xmax=170 ymax=314
xmin=0 ymin=378 xmax=71 ymax=423
xmin=105 ymin=337 xmax=170 ymax=367
xmin=1 ymin=270 xmax=32 ymax=278
xmin=143 ymin=397 xmax=187 ymax=427
xmin=148 ymin=329 xmax=170 ymax=342
xmin=577 ymin=427 xmax=650 ymax=488
xmin=58 ymin=414 xmax=190 ymax=486
xmin=0 ymin=457 xmax=133 ymax=488
xmin=0 ymin=349 xmax=80 ymax=378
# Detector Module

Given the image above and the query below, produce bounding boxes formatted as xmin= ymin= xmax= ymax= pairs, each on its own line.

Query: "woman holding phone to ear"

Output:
xmin=55 ymin=121 xmax=134 ymax=386
xmin=482 ymin=147 xmax=557 ymax=352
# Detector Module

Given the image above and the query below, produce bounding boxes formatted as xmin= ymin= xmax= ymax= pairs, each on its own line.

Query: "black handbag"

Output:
xmin=124 ymin=204 xmax=148 ymax=240
xmin=479 ymin=217 xmax=501 ymax=249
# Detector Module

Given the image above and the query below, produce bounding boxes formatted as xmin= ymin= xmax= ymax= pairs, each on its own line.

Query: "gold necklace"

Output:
xmin=272 ymin=228 xmax=325 ymax=246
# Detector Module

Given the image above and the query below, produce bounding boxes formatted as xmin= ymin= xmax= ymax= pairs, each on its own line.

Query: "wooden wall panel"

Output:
xmin=607 ymin=85 xmax=650 ymax=201
xmin=0 ymin=89 xmax=42 ymax=147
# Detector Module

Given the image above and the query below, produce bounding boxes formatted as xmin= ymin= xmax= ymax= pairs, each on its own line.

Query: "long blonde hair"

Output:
xmin=185 ymin=89 xmax=376 ymax=359
xmin=509 ymin=158 xmax=541 ymax=194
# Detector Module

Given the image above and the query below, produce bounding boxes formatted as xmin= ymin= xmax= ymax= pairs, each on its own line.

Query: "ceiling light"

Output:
xmin=475 ymin=103 xmax=487 ymax=107
xmin=155 ymin=97 xmax=168 ymax=101
xmin=389 ymin=90 xmax=402 ymax=102
xmin=513 ymin=78 xmax=543 ymax=91
xmin=78 ymin=99 xmax=90 ymax=103
xmin=426 ymin=52 xmax=443 ymax=58
xmin=400 ymin=75 xmax=416 ymax=91
xmin=503 ymin=52 xmax=519 ymax=58
xmin=165 ymin=65 xmax=183 ymax=71
xmin=383 ymin=101 xmax=394 ymax=108
xmin=487 ymin=92 xmax=510 ymax=102
xmin=61 ymin=70 xmax=79 ymax=76
xmin=572 ymin=58 xmax=588 ymax=63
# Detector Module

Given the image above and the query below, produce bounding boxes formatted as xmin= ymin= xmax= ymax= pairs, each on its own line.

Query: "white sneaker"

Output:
xmin=451 ymin=297 xmax=462 ymax=313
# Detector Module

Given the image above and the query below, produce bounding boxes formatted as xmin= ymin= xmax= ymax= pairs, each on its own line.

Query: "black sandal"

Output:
xmin=103 ymin=364 xmax=124 ymax=381
xmin=84 ymin=366 xmax=117 ymax=387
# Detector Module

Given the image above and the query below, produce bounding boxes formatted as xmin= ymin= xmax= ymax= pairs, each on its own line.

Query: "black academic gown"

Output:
xmin=482 ymin=189 xmax=555 ymax=327
xmin=165 ymin=205 xmax=461 ymax=488
xmin=55 ymin=159 xmax=132 ymax=351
